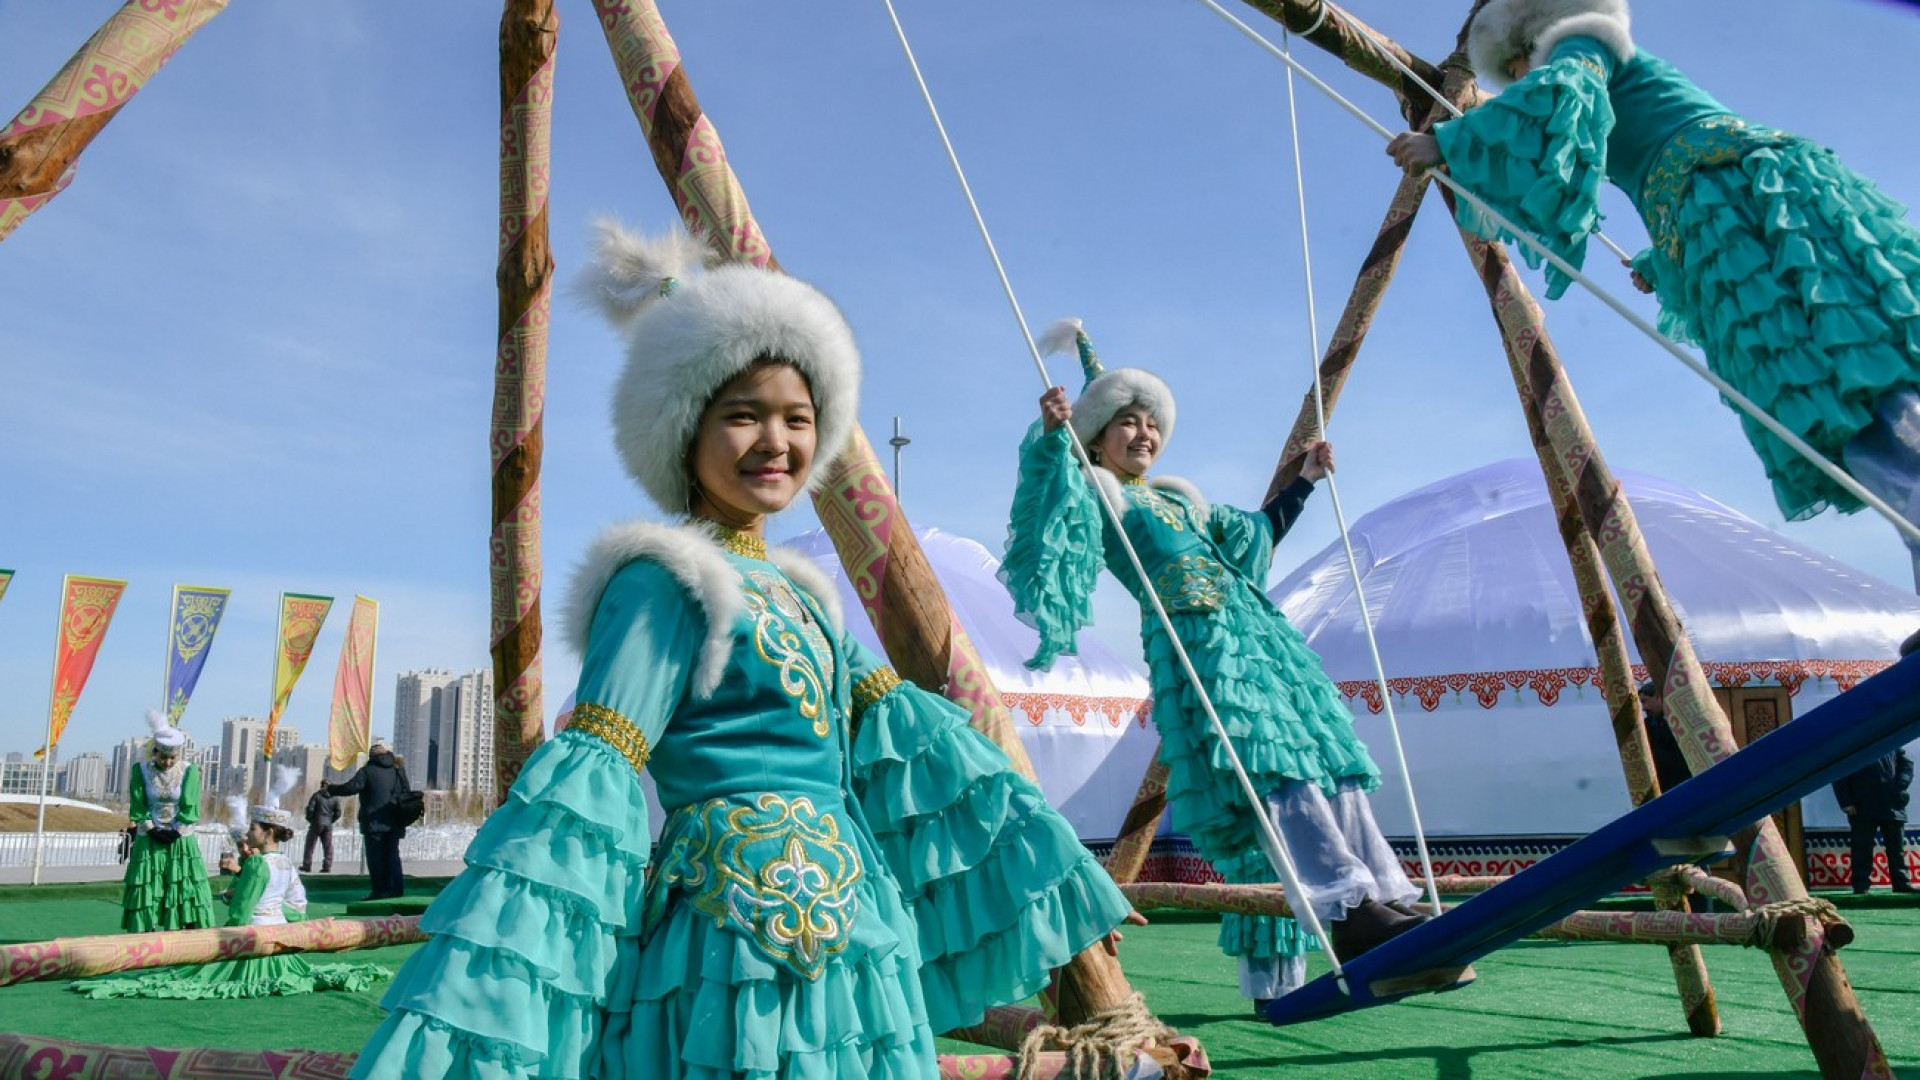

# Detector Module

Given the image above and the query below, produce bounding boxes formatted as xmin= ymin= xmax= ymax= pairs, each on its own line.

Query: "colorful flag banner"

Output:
xmin=164 ymin=585 xmax=230 ymax=724
xmin=265 ymin=592 xmax=333 ymax=755
xmin=0 ymin=569 xmax=14 ymax=606
xmin=326 ymin=596 xmax=378 ymax=772
xmin=40 ymin=575 xmax=129 ymax=757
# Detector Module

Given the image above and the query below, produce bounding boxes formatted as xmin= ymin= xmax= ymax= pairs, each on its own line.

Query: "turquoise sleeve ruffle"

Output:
xmin=353 ymin=734 xmax=652 ymax=1080
xmin=847 ymin=646 xmax=1133 ymax=1033
xmin=1000 ymin=423 xmax=1104 ymax=670
xmin=352 ymin=559 xmax=695 ymax=1080
xmin=1209 ymin=503 xmax=1276 ymax=584
xmin=1435 ymin=38 xmax=1618 ymax=299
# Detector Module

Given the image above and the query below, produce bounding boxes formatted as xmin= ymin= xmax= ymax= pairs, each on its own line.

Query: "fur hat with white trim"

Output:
xmin=144 ymin=708 xmax=187 ymax=754
xmin=1466 ymin=0 xmax=1633 ymax=87
xmin=576 ymin=220 xmax=862 ymax=514
xmin=1038 ymin=318 xmax=1177 ymax=450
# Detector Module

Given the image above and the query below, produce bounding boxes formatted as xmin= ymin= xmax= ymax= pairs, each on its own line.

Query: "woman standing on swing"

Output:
xmin=1386 ymin=0 xmax=1920 ymax=580
xmin=1001 ymin=320 xmax=1424 ymax=1010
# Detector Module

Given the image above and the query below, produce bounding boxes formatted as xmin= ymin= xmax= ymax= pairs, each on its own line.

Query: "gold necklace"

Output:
xmin=712 ymin=524 xmax=768 ymax=561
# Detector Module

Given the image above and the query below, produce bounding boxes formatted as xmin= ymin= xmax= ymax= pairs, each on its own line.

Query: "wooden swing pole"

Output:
xmin=0 ymin=0 xmax=229 ymax=243
xmin=1228 ymin=0 xmax=1876 ymax=1065
xmin=585 ymin=2 xmax=1182 ymax=1060
xmin=490 ymin=0 xmax=557 ymax=801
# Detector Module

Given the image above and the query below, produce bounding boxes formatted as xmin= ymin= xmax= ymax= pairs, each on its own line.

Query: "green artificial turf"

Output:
xmin=3 ymin=883 xmax=1916 ymax=1078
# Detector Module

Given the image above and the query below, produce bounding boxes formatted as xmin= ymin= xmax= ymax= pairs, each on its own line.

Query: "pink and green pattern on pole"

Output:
xmin=0 ymin=915 xmax=423 ymax=988
xmin=590 ymin=0 xmax=774 ymax=267
xmin=490 ymin=0 xmax=555 ymax=797
xmin=0 ymin=1035 xmax=1159 ymax=1080
xmin=0 ymin=0 xmax=229 ymax=242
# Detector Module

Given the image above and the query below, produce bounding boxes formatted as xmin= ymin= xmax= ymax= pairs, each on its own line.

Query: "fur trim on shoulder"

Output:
xmin=767 ymin=547 xmax=846 ymax=634
xmin=1084 ymin=463 xmax=1125 ymax=515
xmin=1149 ymin=475 xmax=1210 ymax=527
xmin=1070 ymin=367 xmax=1177 ymax=448
xmin=1467 ymin=0 xmax=1631 ymax=86
xmin=562 ymin=519 xmax=742 ymax=699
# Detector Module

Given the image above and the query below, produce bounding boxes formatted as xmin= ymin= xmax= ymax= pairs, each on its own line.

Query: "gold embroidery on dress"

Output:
xmin=851 ymin=666 xmax=903 ymax=723
xmin=1127 ymin=484 xmax=1187 ymax=532
xmin=663 ymin=794 xmax=863 ymax=980
xmin=569 ymin=702 xmax=652 ymax=776
xmin=1639 ymin=116 xmax=1780 ymax=261
xmin=743 ymin=570 xmax=835 ymax=737
xmin=1153 ymin=554 xmax=1228 ymax=613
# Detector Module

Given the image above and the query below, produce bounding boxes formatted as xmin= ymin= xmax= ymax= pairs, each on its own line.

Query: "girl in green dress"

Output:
xmin=1386 ymin=0 xmax=1920 ymax=579
xmin=1000 ymin=321 xmax=1423 ymax=1008
xmin=347 ymin=224 xmax=1135 ymax=1080
xmin=76 ymin=804 xmax=388 ymax=999
xmin=119 ymin=711 xmax=215 ymax=933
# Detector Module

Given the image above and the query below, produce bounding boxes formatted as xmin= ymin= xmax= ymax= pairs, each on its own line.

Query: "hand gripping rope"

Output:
xmin=1195 ymin=0 xmax=1920 ymax=548
xmin=876 ymin=0 xmax=1358 ymax=991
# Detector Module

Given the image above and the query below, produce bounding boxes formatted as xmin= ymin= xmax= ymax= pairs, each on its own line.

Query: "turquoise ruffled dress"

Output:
xmin=120 ymin=758 xmax=216 ymax=933
xmin=350 ymin=525 xmax=1131 ymax=1080
xmin=1435 ymin=37 xmax=1920 ymax=520
xmin=1002 ymin=427 xmax=1380 ymax=973
xmin=77 ymin=851 xmax=388 ymax=999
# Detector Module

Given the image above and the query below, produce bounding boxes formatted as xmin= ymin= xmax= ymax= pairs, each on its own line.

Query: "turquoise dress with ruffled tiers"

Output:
xmin=1001 ymin=427 xmax=1379 ymax=974
xmin=350 ymin=528 xmax=1131 ymax=1080
xmin=1435 ymin=37 xmax=1920 ymax=520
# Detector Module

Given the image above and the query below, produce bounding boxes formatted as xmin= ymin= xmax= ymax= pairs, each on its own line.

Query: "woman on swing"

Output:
xmin=1385 ymin=0 xmax=1920 ymax=580
xmin=1001 ymin=320 xmax=1424 ymax=1010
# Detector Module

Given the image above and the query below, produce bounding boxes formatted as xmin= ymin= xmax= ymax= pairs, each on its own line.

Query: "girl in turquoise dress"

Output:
xmin=119 ymin=711 xmax=215 ymax=933
xmin=348 ymin=224 xmax=1134 ymax=1080
xmin=1386 ymin=0 xmax=1920 ymax=577
xmin=76 ymin=805 xmax=388 ymax=1000
xmin=1000 ymin=321 xmax=1422 ymax=1008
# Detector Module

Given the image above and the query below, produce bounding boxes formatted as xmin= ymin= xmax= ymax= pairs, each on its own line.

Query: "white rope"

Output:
xmin=1276 ymin=30 xmax=1443 ymax=915
xmin=1193 ymin=0 xmax=1920 ymax=547
xmin=875 ymin=0 xmax=1352 ymax=990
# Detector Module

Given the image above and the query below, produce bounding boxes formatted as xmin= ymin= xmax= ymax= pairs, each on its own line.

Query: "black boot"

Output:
xmin=1330 ymin=899 xmax=1422 ymax=959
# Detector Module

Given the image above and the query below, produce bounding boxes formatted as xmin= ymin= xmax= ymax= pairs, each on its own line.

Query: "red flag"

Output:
xmin=40 ymin=575 xmax=128 ymax=757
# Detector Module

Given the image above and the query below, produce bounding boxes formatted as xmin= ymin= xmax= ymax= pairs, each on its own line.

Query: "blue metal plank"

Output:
xmin=1266 ymin=651 xmax=1920 ymax=1025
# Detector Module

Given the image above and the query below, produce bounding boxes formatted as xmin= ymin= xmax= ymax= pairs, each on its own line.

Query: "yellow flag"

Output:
xmin=266 ymin=592 xmax=332 ymax=755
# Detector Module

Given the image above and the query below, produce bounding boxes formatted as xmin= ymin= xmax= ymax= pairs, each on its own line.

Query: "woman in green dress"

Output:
xmin=347 ymin=223 xmax=1135 ymax=1080
xmin=1386 ymin=0 xmax=1920 ymax=576
xmin=119 ymin=711 xmax=215 ymax=933
xmin=76 ymin=804 xmax=388 ymax=999
xmin=1001 ymin=320 xmax=1424 ymax=1008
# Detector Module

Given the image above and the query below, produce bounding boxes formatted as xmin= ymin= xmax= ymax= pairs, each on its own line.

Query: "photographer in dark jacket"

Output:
xmin=327 ymin=740 xmax=413 ymax=900
xmin=1833 ymin=748 xmax=1915 ymax=895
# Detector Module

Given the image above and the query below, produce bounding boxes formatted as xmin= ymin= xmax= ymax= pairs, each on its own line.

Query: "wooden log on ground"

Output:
xmin=0 ymin=0 xmax=228 ymax=242
xmin=490 ymin=0 xmax=557 ymax=802
xmin=0 ymin=1034 xmax=1167 ymax=1080
xmin=0 ymin=915 xmax=425 ymax=988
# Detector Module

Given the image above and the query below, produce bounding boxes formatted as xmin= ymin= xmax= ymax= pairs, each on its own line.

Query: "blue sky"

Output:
xmin=3 ymin=0 xmax=1917 ymax=762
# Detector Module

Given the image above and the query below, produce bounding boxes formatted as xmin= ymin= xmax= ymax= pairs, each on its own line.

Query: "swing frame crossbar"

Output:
xmin=1266 ymin=651 xmax=1920 ymax=1024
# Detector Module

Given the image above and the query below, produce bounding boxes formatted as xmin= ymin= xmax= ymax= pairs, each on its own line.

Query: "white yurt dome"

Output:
xmin=787 ymin=527 xmax=1157 ymax=842
xmin=1269 ymin=459 xmax=1920 ymax=839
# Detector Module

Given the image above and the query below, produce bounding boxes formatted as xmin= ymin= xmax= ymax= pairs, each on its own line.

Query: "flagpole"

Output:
xmin=261 ymin=592 xmax=286 ymax=805
xmin=31 ymin=576 xmax=71 ymax=887
xmin=164 ymin=584 xmax=179 ymax=715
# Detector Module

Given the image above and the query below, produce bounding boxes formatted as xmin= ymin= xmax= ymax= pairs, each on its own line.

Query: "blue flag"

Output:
xmin=165 ymin=585 xmax=231 ymax=723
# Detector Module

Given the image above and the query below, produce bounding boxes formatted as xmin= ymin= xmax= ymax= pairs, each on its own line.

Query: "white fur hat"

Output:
xmin=1037 ymin=319 xmax=1177 ymax=449
xmin=1466 ymin=0 xmax=1633 ymax=86
xmin=145 ymin=708 xmax=187 ymax=751
xmin=577 ymin=220 xmax=861 ymax=514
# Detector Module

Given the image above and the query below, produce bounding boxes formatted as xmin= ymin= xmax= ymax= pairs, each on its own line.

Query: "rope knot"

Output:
xmin=1015 ymin=992 xmax=1173 ymax=1079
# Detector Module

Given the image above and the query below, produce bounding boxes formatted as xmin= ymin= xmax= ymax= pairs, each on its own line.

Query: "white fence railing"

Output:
xmin=0 ymin=826 xmax=479 ymax=872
